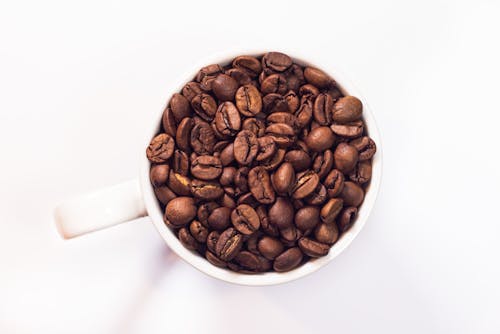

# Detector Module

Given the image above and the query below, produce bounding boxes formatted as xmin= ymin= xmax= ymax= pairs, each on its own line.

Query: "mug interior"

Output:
xmin=140 ymin=50 xmax=382 ymax=286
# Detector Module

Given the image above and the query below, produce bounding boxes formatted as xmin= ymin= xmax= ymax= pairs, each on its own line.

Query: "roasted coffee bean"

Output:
xmin=206 ymin=231 xmax=220 ymax=253
xmin=349 ymin=160 xmax=372 ymax=184
xmin=175 ymin=117 xmax=193 ymax=153
xmin=267 ymin=112 xmax=297 ymax=129
xmin=169 ymin=93 xmax=192 ymax=123
xmin=286 ymin=64 xmax=305 ymax=92
xmin=304 ymin=67 xmax=333 ymax=89
xmin=273 ymin=247 xmax=303 ymax=272
xmin=215 ymin=102 xmax=241 ymax=137
xmin=334 ymin=143 xmax=359 ymax=173
xmin=213 ymin=140 xmax=230 ymax=153
xmin=248 ymin=166 xmax=275 ymax=204
xmin=284 ymin=90 xmax=300 ymax=113
xmin=191 ymin=179 xmax=224 ymax=200
xmin=298 ymin=238 xmax=329 ymax=257
xmin=165 ymin=197 xmax=197 ymax=227
xmin=190 ymin=121 xmax=216 ymax=155
xmin=235 ymin=251 xmax=261 ymax=271
xmin=197 ymin=201 xmax=219 ymax=227
xmin=332 ymin=96 xmax=362 ymax=123
xmin=256 ymin=136 xmax=277 ymax=161
xmin=216 ymin=227 xmax=243 ymax=261
xmin=234 ymin=167 xmax=249 ymax=194
xmin=147 ymin=133 xmax=175 ymax=163
xmin=234 ymin=130 xmax=259 ymax=165
xmin=190 ymin=155 xmax=222 ymax=180
xmin=320 ymin=198 xmax=344 ymax=224
xmin=150 ymin=164 xmax=170 ymax=187
xmin=196 ymin=64 xmax=223 ymax=91
xmin=172 ymin=149 xmax=189 ymax=176
xmin=261 ymin=73 xmax=288 ymax=95
xmin=263 ymin=93 xmax=288 ymax=113
xmin=208 ymin=206 xmax=232 ymax=230
xmin=340 ymin=181 xmax=364 ymax=207
xmin=182 ymin=82 xmax=203 ymax=101
xmin=304 ymin=183 xmax=327 ymax=206
xmin=258 ymin=236 xmax=284 ymax=260
xmin=256 ymin=255 xmax=272 ymax=272
xmin=305 ymin=126 xmax=335 ymax=152
xmin=219 ymin=193 xmax=236 ymax=209
xmin=350 ymin=136 xmax=377 ymax=160
xmin=242 ymin=118 xmax=266 ymax=137
xmin=205 ymin=251 xmax=227 ymax=268
xmin=265 ymin=123 xmax=296 ymax=148
xmin=292 ymin=170 xmax=319 ymax=199
xmin=154 ymin=186 xmax=176 ymax=205
xmin=261 ymin=148 xmax=286 ymax=171
xmin=231 ymin=204 xmax=260 ymax=235
xmin=237 ymin=192 xmax=259 ymax=207
xmin=268 ymin=197 xmax=294 ymax=229
xmin=271 ymin=162 xmax=295 ymax=195
xmin=168 ymin=172 xmax=192 ymax=196
xmin=312 ymin=149 xmax=334 ymax=179
xmin=262 ymin=52 xmax=292 ymax=73
xmin=178 ymin=227 xmax=199 ymax=251
xmin=191 ymin=93 xmax=217 ymax=121
xmin=313 ymin=93 xmax=334 ymax=125
xmin=220 ymin=142 xmax=235 ymax=166
xmin=226 ymin=68 xmax=252 ymax=86
xmin=232 ymin=55 xmax=262 ymax=77
xmin=212 ymin=74 xmax=239 ymax=101
xmin=314 ymin=223 xmax=339 ymax=245
xmin=295 ymin=206 xmax=320 ymax=231
xmin=337 ymin=207 xmax=358 ymax=232
xmin=284 ymin=150 xmax=311 ymax=172
xmin=245 ymin=232 xmax=262 ymax=255
xmin=330 ymin=120 xmax=363 ymax=138
xmin=299 ymin=84 xmax=320 ymax=99
xmin=256 ymin=205 xmax=279 ymax=237
xmin=190 ymin=220 xmax=209 ymax=243
xmin=162 ymin=107 xmax=177 ymax=137
xmin=324 ymin=169 xmax=345 ymax=197
xmin=295 ymin=98 xmax=313 ymax=129
xmin=235 ymin=84 xmax=262 ymax=116
xmin=220 ymin=167 xmax=236 ymax=186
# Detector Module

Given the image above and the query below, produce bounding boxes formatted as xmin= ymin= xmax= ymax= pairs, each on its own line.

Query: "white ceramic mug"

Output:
xmin=54 ymin=50 xmax=382 ymax=286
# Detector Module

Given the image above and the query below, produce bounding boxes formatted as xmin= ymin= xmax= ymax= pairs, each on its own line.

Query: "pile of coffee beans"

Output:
xmin=147 ymin=52 xmax=376 ymax=273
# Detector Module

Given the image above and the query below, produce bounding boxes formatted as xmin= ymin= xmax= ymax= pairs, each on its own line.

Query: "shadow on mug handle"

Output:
xmin=54 ymin=179 xmax=147 ymax=239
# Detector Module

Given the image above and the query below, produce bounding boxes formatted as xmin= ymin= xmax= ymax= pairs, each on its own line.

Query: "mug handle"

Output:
xmin=54 ymin=179 xmax=148 ymax=239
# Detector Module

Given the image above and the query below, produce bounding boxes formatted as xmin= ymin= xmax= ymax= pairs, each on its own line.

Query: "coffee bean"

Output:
xmin=334 ymin=143 xmax=359 ymax=173
xmin=178 ymin=227 xmax=199 ymax=251
xmin=258 ymin=236 xmax=284 ymax=260
xmin=232 ymin=55 xmax=262 ymax=77
xmin=266 ymin=112 xmax=297 ymax=129
xmin=174 ymin=117 xmax=193 ymax=153
xmin=248 ymin=166 xmax=275 ymax=204
xmin=340 ymin=181 xmax=364 ymax=207
xmin=281 ymin=226 xmax=299 ymax=242
xmin=284 ymin=90 xmax=300 ymax=113
xmin=213 ymin=140 xmax=230 ymax=153
xmin=273 ymin=247 xmax=303 ymax=272
xmin=208 ymin=206 xmax=232 ymax=230
xmin=191 ymin=93 xmax=217 ymax=121
xmin=256 ymin=205 xmax=279 ymax=237
xmin=256 ymin=136 xmax=277 ymax=161
xmin=299 ymin=84 xmax=320 ymax=99
xmin=234 ymin=167 xmax=249 ymax=194
xmin=271 ymin=162 xmax=295 ymax=195
xmin=295 ymin=98 xmax=313 ymax=129
xmin=268 ymin=197 xmax=294 ymax=229
xmin=226 ymin=68 xmax=252 ymax=86
xmin=298 ymin=237 xmax=329 ymax=257
xmin=216 ymin=227 xmax=243 ymax=261
xmin=313 ymin=93 xmax=334 ymax=125
xmin=212 ymin=74 xmax=238 ymax=101
xmin=162 ymin=107 xmax=177 ymax=137
xmin=168 ymin=172 xmax=192 ymax=196
xmin=214 ymin=102 xmax=241 ymax=136
xmin=349 ymin=160 xmax=372 ymax=184
xmin=237 ymin=193 xmax=260 ymax=208
xmin=261 ymin=148 xmax=286 ymax=171
xmin=330 ymin=120 xmax=363 ymax=138
xmin=150 ymin=164 xmax=170 ymax=187
xmin=147 ymin=133 xmax=175 ymax=163
xmin=242 ymin=118 xmax=266 ymax=137
xmin=284 ymin=150 xmax=311 ymax=172
xmin=235 ymin=251 xmax=260 ymax=271
xmin=231 ymin=204 xmax=260 ymax=235
xmin=182 ymin=82 xmax=203 ymax=101
xmin=219 ymin=142 xmax=235 ymax=166
xmin=314 ymin=223 xmax=339 ymax=245
xmin=332 ymin=96 xmax=362 ymax=123
xmin=172 ymin=149 xmax=189 ymax=176
xmin=219 ymin=193 xmax=236 ymax=209
xmin=262 ymin=52 xmax=292 ymax=73
xmin=261 ymin=74 xmax=288 ymax=95
xmin=320 ymin=198 xmax=343 ymax=224
xmin=205 ymin=251 xmax=227 ymax=268
xmin=154 ymin=186 xmax=176 ymax=205
xmin=262 ymin=93 xmax=288 ymax=114
xmin=190 ymin=121 xmax=216 ymax=155
xmin=245 ymin=232 xmax=262 ymax=255
xmin=219 ymin=167 xmax=236 ymax=186
xmin=324 ymin=169 xmax=345 ymax=197
xmin=190 ymin=155 xmax=222 ymax=180
xmin=312 ymin=149 xmax=334 ymax=179
xmin=304 ymin=67 xmax=333 ymax=89
xmin=304 ymin=183 xmax=327 ymax=206
xmin=169 ymin=93 xmax=191 ymax=123
xmin=265 ymin=123 xmax=296 ymax=148
xmin=189 ymin=220 xmax=209 ymax=243
xmin=235 ymin=84 xmax=262 ymax=116
xmin=191 ymin=179 xmax=224 ymax=200
xmin=165 ymin=197 xmax=197 ymax=227
xmin=350 ymin=136 xmax=377 ymax=161
xmin=337 ymin=206 xmax=358 ymax=232
xmin=292 ymin=170 xmax=319 ymax=199
xmin=305 ymin=126 xmax=335 ymax=152
xmin=294 ymin=206 xmax=320 ymax=231
xmin=196 ymin=64 xmax=223 ymax=91
xmin=234 ymin=130 xmax=259 ymax=165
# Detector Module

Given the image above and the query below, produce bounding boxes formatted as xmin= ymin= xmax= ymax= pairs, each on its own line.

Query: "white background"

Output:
xmin=1 ymin=0 xmax=499 ymax=333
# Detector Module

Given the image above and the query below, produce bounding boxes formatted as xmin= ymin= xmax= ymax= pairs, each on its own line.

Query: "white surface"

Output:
xmin=0 ymin=0 xmax=499 ymax=333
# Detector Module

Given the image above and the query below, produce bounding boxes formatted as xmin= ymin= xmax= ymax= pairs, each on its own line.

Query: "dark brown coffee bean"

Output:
xmin=261 ymin=73 xmax=288 ymax=95
xmin=205 ymin=251 xmax=227 ymax=268
xmin=172 ymin=150 xmax=189 ymax=176
xmin=189 ymin=220 xmax=208 ymax=243
xmin=256 ymin=255 xmax=272 ymax=272
xmin=196 ymin=64 xmax=223 ymax=91
xmin=168 ymin=172 xmax=192 ymax=196
xmin=212 ymin=74 xmax=239 ymax=101
xmin=256 ymin=136 xmax=277 ymax=161
xmin=265 ymin=123 xmax=296 ymax=148
xmin=190 ymin=121 xmax=216 ymax=155
xmin=214 ymin=102 xmax=241 ymax=136
xmin=334 ymin=142 xmax=359 ymax=173
xmin=255 ymin=205 xmax=278 ymax=237
xmin=235 ymin=251 xmax=260 ymax=271
xmin=191 ymin=93 xmax=217 ymax=121
xmin=271 ymin=162 xmax=295 ymax=195
xmin=233 ymin=130 xmax=259 ymax=165
xmin=295 ymin=98 xmax=313 ymax=129
xmin=197 ymin=201 xmax=219 ymax=227
xmin=337 ymin=206 xmax=358 ymax=232
xmin=258 ymin=236 xmax=284 ymax=260
xmin=292 ymin=170 xmax=319 ymax=199
xmin=304 ymin=183 xmax=327 ymax=205
xmin=299 ymin=84 xmax=320 ymax=99
xmin=231 ymin=204 xmax=260 ymax=235
xmin=273 ymin=247 xmax=303 ymax=272
xmin=190 ymin=155 xmax=222 ymax=180
xmin=313 ymin=93 xmax=334 ymax=125
xmin=248 ymin=166 xmax=275 ymax=204
xmin=266 ymin=112 xmax=297 ymax=129
xmin=219 ymin=142 xmax=235 ymax=166
xmin=268 ymin=197 xmax=294 ymax=229
xmin=216 ymin=227 xmax=243 ymax=261
xmin=298 ymin=238 xmax=329 ymax=257
xmin=349 ymin=160 xmax=372 ymax=184
xmin=206 ymin=231 xmax=220 ymax=253
xmin=174 ymin=117 xmax=193 ymax=153
xmin=331 ymin=120 xmax=363 ymax=138
xmin=182 ymin=82 xmax=203 ymax=101
xmin=150 ymin=164 xmax=170 ymax=187
xmin=154 ymin=186 xmax=176 ymax=205
xmin=304 ymin=67 xmax=333 ymax=89
xmin=350 ymin=136 xmax=377 ymax=161
xmin=262 ymin=93 xmax=288 ymax=113
xmin=314 ymin=223 xmax=339 ymax=245
xmin=219 ymin=193 xmax=236 ymax=209
xmin=219 ymin=167 xmax=236 ymax=186
xmin=242 ymin=118 xmax=266 ymax=137
xmin=213 ymin=140 xmax=230 ymax=153
xmin=305 ymin=126 xmax=336 ymax=152
xmin=147 ymin=133 xmax=175 ymax=163
xmin=162 ymin=107 xmax=177 ymax=137
xmin=178 ymin=227 xmax=199 ymax=251
xmin=191 ymin=179 xmax=224 ymax=200
xmin=261 ymin=148 xmax=286 ymax=171
xmin=165 ymin=197 xmax=197 ymax=227
xmin=284 ymin=150 xmax=311 ymax=172
xmin=234 ymin=167 xmax=249 ymax=194
xmin=169 ymin=93 xmax=191 ymax=123
xmin=281 ymin=227 xmax=299 ymax=245
xmin=208 ymin=206 xmax=232 ymax=230
xmin=312 ymin=149 xmax=334 ymax=179
xmin=324 ymin=169 xmax=345 ymax=197
xmin=294 ymin=206 xmax=320 ymax=231
xmin=332 ymin=96 xmax=362 ymax=123
xmin=235 ymin=84 xmax=262 ymax=116
xmin=226 ymin=68 xmax=252 ymax=86
xmin=340 ymin=181 xmax=364 ymax=207
xmin=285 ymin=65 xmax=305 ymax=92
xmin=245 ymin=232 xmax=262 ymax=255
xmin=284 ymin=90 xmax=300 ymax=113
xmin=233 ymin=55 xmax=262 ymax=77
xmin=262 ymin=52 xmax=292 ymax=73
xmin=320 ymin=198 xmax=343 ymax=224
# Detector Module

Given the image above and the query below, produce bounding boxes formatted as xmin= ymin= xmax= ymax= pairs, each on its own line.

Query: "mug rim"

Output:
xmin=139 ymin=49 xmax=383 ymax=286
